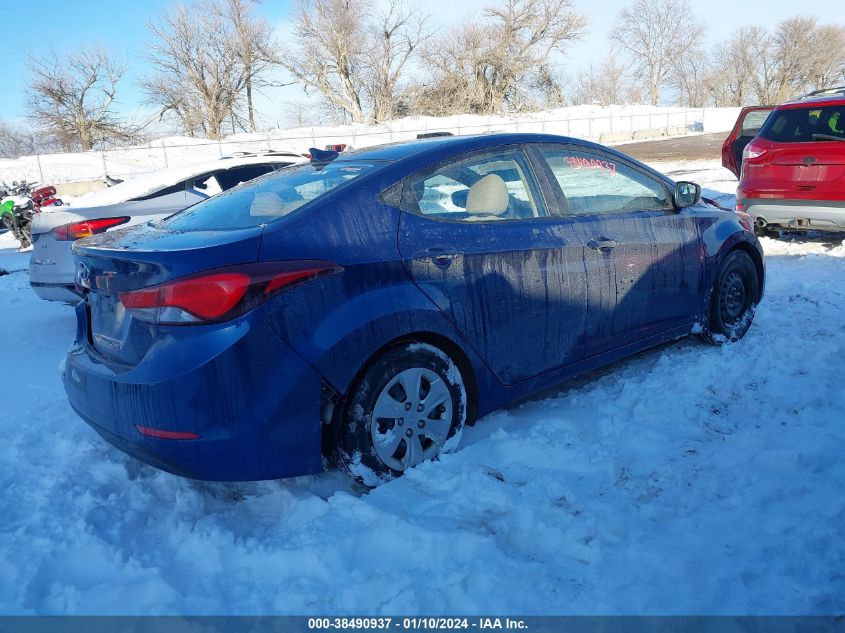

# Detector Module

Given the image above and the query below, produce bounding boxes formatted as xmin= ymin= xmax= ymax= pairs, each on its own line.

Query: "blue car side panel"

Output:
xmin=398 ymin=211 xmax=589 ymax=385
xmin=585 ymin=210 xmax=704 ymax=351
xmin=266 ymin=279 xmax=501 ymax=402
xmin=258 ymin=199 xmax=501 ymax=405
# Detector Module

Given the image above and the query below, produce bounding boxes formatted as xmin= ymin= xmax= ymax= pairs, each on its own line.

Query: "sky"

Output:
xmin=0 ymin=0 xmax=834 ymax=127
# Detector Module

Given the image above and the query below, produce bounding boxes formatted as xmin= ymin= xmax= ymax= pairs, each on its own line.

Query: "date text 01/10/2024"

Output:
xmin=306 ymin=618 xmax=528 ymax=630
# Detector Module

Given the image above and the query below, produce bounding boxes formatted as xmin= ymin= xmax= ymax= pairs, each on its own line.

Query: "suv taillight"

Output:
xmin=118 ymin=261 xmax=341 ymax=325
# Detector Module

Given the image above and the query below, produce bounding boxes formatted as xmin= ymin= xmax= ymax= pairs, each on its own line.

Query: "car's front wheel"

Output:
xmin=700 ymin=250 xmax=760 ymax=344
xmin=337 ymin=342 xmax=467 ymax=486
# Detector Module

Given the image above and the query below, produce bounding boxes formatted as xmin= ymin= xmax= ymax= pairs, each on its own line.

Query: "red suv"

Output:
xmin=726 ymin=93 xmax=845 ymax=234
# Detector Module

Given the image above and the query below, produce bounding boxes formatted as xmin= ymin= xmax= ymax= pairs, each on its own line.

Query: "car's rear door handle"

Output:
xmin=587 ymin=237 xmax=619 ymax=251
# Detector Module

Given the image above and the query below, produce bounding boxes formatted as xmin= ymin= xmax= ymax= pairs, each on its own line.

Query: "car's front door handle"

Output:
xmin=587 ymin=238 xmax=619 ymax=251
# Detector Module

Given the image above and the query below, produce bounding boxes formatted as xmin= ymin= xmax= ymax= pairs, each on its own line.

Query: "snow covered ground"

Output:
xmin=0 ymin=159 xmax=843 ymax=615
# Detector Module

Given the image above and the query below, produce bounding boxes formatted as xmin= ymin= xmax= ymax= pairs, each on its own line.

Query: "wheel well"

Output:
xmin=322 ymin=332 xmax=479 ymax=444
xmin=729 ymin=242 xmax=765 ymax=302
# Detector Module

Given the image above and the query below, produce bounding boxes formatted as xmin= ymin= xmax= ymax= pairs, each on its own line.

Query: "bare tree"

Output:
xmin=145 ymin=3 xmax=238 ymax=137
xmin=415 ymin=0 xmax=585 ymax=115
xmin=283 ymin=101 xmax=316 ymax=127
xmin=26 ymin=44 xmax=140 ymax=151
xmin=0 ymin=121 xmax=37 ymax=159
xmin=610 ymin=0 xmax=705 ymax=106
xmin=280 ymin=0 xmax=369 ymax=123
xmin=530 ymin=63 xmax=568 ymax=109
xmin=774 ymin=17 xmax=845 ymax=97
xmin=709 ymin=18 xmax=845 ymax=107
xmin=569 ymin=57 xmax=629 ymax=106
xmin=218 ymin=0 xmax=280 ymax=132
xmin=144 ymin=0 xmax=280 ymax=138
xmin=805 ymin=24 xmax=845 ymax=90
xmin=669 ymin=45 xmax=711 ymax=107
xmin=706 ymin=27 xmax=759 ymax=106
xmin=364 ymin=0 xmax=430 ymax=123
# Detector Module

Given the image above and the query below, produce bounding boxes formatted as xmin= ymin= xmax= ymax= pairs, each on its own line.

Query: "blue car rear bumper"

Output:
xmin=63 ymin=304 xmax=326 ymax=481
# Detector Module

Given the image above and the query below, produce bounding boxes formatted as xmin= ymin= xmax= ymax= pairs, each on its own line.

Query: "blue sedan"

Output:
xmin=64 ymin=134 xmax=764 ymax=485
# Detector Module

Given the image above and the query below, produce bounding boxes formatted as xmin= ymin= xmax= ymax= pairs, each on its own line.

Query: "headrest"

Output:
xmin=465 ymin=174 xmax=509 ymax=216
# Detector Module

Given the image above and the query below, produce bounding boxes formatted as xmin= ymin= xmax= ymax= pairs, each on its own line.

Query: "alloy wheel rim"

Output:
xmin=371 ymin=367 xmax=453 ymax=472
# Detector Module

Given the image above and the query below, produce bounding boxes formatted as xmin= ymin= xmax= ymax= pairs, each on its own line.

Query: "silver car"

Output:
xmin=29 ymin=153 xmax=303 ymax=302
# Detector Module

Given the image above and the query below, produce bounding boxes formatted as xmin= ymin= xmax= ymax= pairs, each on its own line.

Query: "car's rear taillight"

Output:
xmin=118 ymin=261 xmax=341 ymax=325
xmin=53 ymin=216 xmax=130 ymax=241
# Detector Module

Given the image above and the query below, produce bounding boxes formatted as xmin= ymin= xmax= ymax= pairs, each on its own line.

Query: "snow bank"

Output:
xmin=0 ymin=160 xmax=842 ymax=614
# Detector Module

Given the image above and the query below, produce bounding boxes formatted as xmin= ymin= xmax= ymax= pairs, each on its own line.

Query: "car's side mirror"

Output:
xmin=193 ymin=179 xmax=208 ymax=190
xmin=674 ymin=181 xmax=701 ymax=208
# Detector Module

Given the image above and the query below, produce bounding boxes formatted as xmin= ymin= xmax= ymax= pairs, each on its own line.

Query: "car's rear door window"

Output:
xmin=759 ymin=106 xmax=845 ymax=142
xmin=159 ymin=161 xmax=378 ymax=231
xmin=402 ymin=148 xmax=546 ymax=221
xmin=538 ymin=146 xmax=671 ymax=215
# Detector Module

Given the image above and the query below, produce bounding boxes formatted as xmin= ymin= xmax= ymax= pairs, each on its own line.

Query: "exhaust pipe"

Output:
xmin=755 ymin=217 xmax=768 ymax=229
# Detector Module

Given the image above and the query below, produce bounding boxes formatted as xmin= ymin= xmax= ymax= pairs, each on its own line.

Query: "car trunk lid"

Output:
xmin=763 ymin=143 xmax=845 ymax=198
xmin=73 ymin=223 xmax=263 ymax=366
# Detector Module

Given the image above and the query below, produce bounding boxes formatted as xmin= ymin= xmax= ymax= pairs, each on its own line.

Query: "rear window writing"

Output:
xmin=759 ymin=106 xmax=844 ymax=143
xmin=562 ymin=155 xmax=617 ymax=174
xmin=158 ymin=162 xmax=377 ymax=231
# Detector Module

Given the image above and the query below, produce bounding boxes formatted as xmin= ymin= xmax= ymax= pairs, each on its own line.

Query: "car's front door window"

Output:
xmin=539 ymin=146 xmax=671 ymax=215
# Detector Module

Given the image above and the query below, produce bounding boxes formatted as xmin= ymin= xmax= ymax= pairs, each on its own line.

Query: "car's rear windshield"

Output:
xmin=759 ymin=105 xmax=845 ymax=143
xmin=159 ymin=161 xmax=378 ymax=231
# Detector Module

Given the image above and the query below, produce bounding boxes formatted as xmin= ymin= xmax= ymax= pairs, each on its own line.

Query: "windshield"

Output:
xmin=159 ymin=161 xmax=379 ymax=231
xmin=759 ymin=105 xmax=845 ymax=143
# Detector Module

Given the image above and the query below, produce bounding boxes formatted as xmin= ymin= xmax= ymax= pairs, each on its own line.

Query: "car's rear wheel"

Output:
xmin=336 ymin=342 xmax=466 ymax=486
xmin=700 ymin=250 xmax=760 ymax=344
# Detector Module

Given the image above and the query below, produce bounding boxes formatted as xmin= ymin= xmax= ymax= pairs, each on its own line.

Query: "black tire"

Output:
xmin=700 ymin=250 xmax=760 ymax=345
xmin=336 ymin=342 xmax=467 ymax=486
